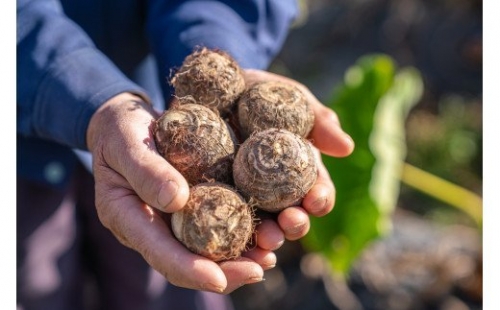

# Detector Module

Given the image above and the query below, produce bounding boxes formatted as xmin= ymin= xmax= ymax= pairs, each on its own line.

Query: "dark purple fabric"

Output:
xmin=17 ymin=164 xmax=234 ymax=310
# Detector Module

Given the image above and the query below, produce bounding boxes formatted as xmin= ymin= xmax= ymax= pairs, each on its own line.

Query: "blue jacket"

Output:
xmin=17 ymin=0 xmax=298 ymax=188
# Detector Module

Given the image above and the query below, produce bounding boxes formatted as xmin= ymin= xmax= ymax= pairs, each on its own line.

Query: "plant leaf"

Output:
xmin=301 ymin=54 xmax=423 ymax=276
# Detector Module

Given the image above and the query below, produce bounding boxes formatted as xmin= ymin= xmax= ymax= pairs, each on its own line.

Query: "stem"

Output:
xmin=400 ymin=162 xmax=483 ymax=227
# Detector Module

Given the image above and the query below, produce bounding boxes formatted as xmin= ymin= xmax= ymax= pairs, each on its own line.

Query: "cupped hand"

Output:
xmin=86 ymin=92 xmax=282 ymax=294
xmin=242 ymin=69 xmax=355 ymax=240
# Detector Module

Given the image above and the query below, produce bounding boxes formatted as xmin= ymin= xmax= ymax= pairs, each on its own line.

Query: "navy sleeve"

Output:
xmin=145 ymin=0 xmax=299 ymax=99
xmin=17 ymin=0 xmax=150 ymax=151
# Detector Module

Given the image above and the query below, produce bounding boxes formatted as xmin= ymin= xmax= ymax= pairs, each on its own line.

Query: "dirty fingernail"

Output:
xmin=202 ymin=282 xmax=225 ymax=293
xmin=246 ymin=277 xmax=265 ymax=285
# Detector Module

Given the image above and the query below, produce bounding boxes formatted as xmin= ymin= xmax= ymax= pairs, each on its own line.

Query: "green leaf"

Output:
xmin=370 ymin=67 xmax=424 ymax=217
xmin=301 ymin=54 xmax=423 ymax=276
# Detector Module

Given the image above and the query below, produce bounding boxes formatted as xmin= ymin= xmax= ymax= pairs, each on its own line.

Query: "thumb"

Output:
xmin=88 ymin=93 xmax=190 ymax=213
xmin=309 ymin=103 xmax=355 ymax=158
xmin=121 ymin=148 xmax=191 ymax=213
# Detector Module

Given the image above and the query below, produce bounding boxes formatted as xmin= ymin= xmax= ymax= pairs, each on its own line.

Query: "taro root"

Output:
xmin=233 ymin=128 xmax=318 ymax=212
xmin=237 ymin=81 xmax=315 ymax=139
xmin=171 ymin=182 xmax=255 ymax=262
xmin=153 ymin=103 xmax=236 ymax=185
xmin=171 ymin=47 xmax=246 ymax=115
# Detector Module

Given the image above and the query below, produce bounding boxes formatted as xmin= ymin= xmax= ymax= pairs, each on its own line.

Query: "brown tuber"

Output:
xmin=153 ymin=48 xmax=323 ymax=262
xmin=237 ymin=80 xmax=315 ymax=139
xmin=171 ymin=182 xmax=255 ymax=262
xmin=171 ymin=47 xmax=246 ymax=115
xmin=233 ymin=128 xmax=318 ymax=213
xmin=153 ymin=102 xmax=237 ymax=185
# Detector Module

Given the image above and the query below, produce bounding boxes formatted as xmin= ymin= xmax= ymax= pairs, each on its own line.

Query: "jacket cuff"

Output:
xmin=34 ymin=47 xmax=149 ymax=150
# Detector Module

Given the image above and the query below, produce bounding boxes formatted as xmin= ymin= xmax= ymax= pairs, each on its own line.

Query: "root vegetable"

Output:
xmin=153 ymin=103 xmax=236 ymax=185
xmin=171 ymin=182 xmax=255 ymax=261
xmin=156 ymin=49 xmax=324 ymax=262
xmin=232 ymin=128 xmax=318 ymax=212
xmin=171 ymin=47 xmax=246 ymax=115
xmin=237 ymin=81 xmax=315 ymax=139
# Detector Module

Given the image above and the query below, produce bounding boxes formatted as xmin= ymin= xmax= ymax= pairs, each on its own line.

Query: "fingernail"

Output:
xmin=271 ymin=240 xmax=285 ymax=251
xmin=246 ymin=277 xmax=265 ymax=285
xmin=286 ymin=223 xmax=306 ymax=236
xmin=263 ymin=263 xmax=276 ymax=270
xmin=344 ymin=134 xmax=355 ymax=150
xmin=158 ymin=180 xmax=179 ymax=210
xmin=202 ymin=282 xmax=225 ymax=293
xmin=310 ymin=196 xmax=327 ymax=215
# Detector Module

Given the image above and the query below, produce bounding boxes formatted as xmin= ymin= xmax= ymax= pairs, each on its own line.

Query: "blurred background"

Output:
xmin=230 ymin=0 xmax=482 ymax=309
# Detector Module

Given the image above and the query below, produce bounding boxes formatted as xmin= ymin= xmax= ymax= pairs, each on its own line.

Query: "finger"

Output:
xmin=242 ymin=248 xmax=277 ymax=270
xmin=254 ymin=219 xmax=285 ymax=251
xmin=89 ymin=97 xmax=190 ymax=213
xmin=301 ymin=147 xmax=335 ymax=217
xmin=309 ymin=103 xmax=354 ymax=157
xmin=121 ymin=147 xmax=191 ymax=214
xmin=219 ymin=257 xmax=265 ymax=294
xmin=95 ymin=182 xmax=228 ymax=293
xmin=277 ymin=207 xmax=310 ymax=241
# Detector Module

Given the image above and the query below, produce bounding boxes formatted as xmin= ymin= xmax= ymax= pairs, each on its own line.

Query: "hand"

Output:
xmin=242 ymin=69 xmax=355 ymax=241
xmin=86 ymin=92 xmax=281 ymax=294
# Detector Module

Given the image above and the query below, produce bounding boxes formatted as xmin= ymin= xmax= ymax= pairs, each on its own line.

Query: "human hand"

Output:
xmin=242 ymin=69 xmax=355 ymax=241
xmin=86 ymin=92 xmax=282 ymax=294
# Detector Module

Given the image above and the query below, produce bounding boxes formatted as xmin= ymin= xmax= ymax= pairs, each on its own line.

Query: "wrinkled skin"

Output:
xmin=86 ymin=69 xmax=354 ymax=294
